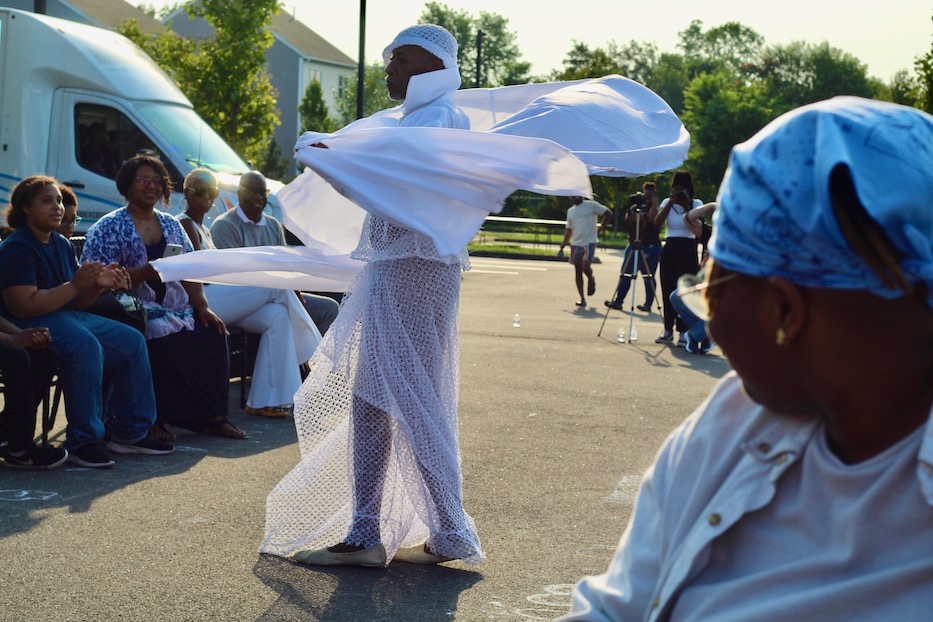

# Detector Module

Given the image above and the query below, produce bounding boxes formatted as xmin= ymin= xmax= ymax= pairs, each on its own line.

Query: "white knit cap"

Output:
xmin=382 ymin=24 xmax=458 ymax=69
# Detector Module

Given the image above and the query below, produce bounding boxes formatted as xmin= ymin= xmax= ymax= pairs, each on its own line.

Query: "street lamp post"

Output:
xmin=356 ymin=0 xmax=366 ymax=119
xmin=475 ymin=30 xmax=484 ymax=88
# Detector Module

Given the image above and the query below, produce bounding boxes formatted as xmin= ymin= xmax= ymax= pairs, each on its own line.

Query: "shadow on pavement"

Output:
xmin=252 ymin=554 xmax=483 ymax=622
xmin=0 ymin=383 xmax=298 ymax=539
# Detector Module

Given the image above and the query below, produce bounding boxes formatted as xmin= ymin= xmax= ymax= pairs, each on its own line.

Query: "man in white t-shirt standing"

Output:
xmin=559 ymin=196 xmax=613 ymax=307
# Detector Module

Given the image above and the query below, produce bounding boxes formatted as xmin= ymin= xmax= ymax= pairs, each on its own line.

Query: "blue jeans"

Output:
xmin=612 ymin=243 xmax=661 ymax=307
xmin=299 ymin=292 xmax=340 ymax=335
xmin=668 ymin=290 xmax=707 ymax=342
xmin=15 ymin=310 xmax=156 ymax=450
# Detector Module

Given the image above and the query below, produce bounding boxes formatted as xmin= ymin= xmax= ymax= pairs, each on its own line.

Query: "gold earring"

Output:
xmin=775 ymin=327 xmax=786 ymax=346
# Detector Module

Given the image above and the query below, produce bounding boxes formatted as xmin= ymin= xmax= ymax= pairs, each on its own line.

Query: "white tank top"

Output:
xmin=662 ymin=198 xmax=703 ymax=239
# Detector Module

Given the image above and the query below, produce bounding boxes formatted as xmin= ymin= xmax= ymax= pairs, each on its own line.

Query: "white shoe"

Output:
xmin=292 ymin=543 xmax=387 ymax=567
xmin=393 ymin=544 xmax=455 ymax=565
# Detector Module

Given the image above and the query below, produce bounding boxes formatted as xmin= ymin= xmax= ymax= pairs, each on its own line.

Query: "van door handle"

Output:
xmin=61 ymin=181 xmax=86 ymax=189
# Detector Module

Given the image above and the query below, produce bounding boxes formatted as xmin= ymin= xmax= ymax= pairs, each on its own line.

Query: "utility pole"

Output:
xmin=475 ymin=30 xmax=484 ymax=88
xmin=356 ymin=0 xmax=366 ymax=119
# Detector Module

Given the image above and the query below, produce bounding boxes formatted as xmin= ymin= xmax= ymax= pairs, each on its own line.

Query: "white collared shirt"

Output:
xmin=235 ymin=204 xmax=267 ymax=227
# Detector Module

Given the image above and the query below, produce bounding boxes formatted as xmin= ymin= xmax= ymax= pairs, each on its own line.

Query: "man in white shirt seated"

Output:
xmin=210 ymin=171 xmax=339 ymax=334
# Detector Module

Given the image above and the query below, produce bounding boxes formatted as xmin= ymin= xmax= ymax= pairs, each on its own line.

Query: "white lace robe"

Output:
xmin=261 ymin=68 xmax=484 ymax=563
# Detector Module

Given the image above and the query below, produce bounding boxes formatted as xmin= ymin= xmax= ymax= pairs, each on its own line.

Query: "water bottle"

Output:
xmin=630 ymin=325 xmax=638 ymax=341
xmin=513 ymin=314 xmax=521 ymax=327
xmin=616 ymin=327 xmax=626 ymax=343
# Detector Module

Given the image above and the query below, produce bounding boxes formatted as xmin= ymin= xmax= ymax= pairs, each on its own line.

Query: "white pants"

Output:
xmin=204 ymin=284 xmax=321 ymax=408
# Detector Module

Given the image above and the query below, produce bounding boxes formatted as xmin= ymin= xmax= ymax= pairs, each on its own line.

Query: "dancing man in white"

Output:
xmin=261 ymin=24 xmax=483 ymax=567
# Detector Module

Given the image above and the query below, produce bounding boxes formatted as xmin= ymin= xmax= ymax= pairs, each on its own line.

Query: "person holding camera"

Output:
xmin=668 ymin=202 xmax=717 ymax=354
xmin=654 ymin=171 xmax=703 ymax=345
xmin=560 ymin=196 xmax=613 ymax=307
xmin=605 ymin=182 xmax=661 ymax=312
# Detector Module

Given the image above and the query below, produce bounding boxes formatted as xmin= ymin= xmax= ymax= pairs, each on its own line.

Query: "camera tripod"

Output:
xmin=598 ymin=210 xmax=660 ymax=340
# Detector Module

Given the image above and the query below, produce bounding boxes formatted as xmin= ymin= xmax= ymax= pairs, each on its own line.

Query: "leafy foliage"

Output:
xmin=332 ymin=62 xmax=395 ymax=126
xmin=120 ymin=0 xmax=280 ymax=168
xmin=682 ymin=72 xmax=773 ymax=197
xmin=299 ymin=80 xmax=340 ymax=134
xmin=749 ymin=41 xmax=876 ymax=115
xmin=420 ymin=2 xmax=529 ymax=86
xmin=915 ymin=13 xmax=933 ymax=113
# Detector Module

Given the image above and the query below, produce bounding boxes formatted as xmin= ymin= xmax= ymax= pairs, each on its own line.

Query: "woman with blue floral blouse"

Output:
xmin=83 ymin=155 xmax=245 ymax=440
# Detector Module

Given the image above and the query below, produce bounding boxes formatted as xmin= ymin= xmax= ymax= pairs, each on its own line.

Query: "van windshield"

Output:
xmin=136 ymin=103 xmax=250 ymax=175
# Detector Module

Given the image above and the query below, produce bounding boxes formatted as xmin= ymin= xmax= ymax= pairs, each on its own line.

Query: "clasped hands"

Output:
xmin=12 ymin=327 xmax=53 ymax=350
xmin=73 ymin=261 xmax=131 ymax=292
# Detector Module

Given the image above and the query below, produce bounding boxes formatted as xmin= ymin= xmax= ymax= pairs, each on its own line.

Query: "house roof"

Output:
xmin=271 ymin=10 xmax=355 ymax=67
xmin=67 ymin=0 xmax=165 ymax=33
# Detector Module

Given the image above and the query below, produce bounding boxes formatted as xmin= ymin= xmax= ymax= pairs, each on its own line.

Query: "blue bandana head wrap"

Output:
xmin=710 ymin=96 xmax=933 ymax=308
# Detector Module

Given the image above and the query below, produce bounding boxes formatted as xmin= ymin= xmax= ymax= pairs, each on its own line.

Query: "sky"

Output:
xmin=285 ymin=1 xmax=928 ymax=81
xmin=146 ymin=1 xmax=931 ymax=82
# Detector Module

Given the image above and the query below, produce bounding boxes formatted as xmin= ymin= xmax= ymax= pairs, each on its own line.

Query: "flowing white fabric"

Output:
xmin=153 ymin=74 xmax=686 ymax=291
xmin=153 ymin=245 xmax=363 ymax=293
xmin=288 ymin=127 xmax=591 ymax=256
xmin=487 ymin=75 xmax=690 ymax=177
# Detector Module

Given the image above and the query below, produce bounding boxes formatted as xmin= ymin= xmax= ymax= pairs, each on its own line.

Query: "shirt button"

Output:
xmin=757 ymin=442 xmax=772 ymax=453
xmin=652 ymin=596 xmax=660 ymax=609
xmin=775 ymin=454 xmax=789 ymax=465
xmin=708 ymin=513 xmax=722 ymax=526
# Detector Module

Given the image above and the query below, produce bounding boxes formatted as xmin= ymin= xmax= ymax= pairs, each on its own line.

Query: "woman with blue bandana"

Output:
xmin=561 ymin=97 xmax=933 ymax=621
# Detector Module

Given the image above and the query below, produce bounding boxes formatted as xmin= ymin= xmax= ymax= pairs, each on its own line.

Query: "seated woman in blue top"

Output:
xmin=0 ymin=175 xmax=173 ymax=468
xmin=81 ymin=155 xmax=244 ymax=440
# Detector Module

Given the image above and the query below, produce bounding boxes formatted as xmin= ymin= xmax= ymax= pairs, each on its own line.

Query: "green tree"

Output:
xmin=678 ymin=19 xmax=764 ymax=76
xmin=915 ymin=14 xmax=933 ymax=113
xmin=498 ymin=60 xmax=535 ymax=86
xmin=298 ymin=80 xmax=339 ymax=134
xmin=553 ymin=42 xmax=622 ymax=80
xmin=255 ymin=137 xmax=291 ymax=181
xmin=645 ymin=52 xmax=690 ymax=114
xmin=608 ymin=40 xmax=660 ymax=85
xmin=333 ymin=62 xmax=395 ymax=125
xmin=137 ymin=2 xmax=183 ymax=19
xmin=885 ymin=69 xmax=921 ymax=106
xmin=682 ymin=71 xmax=773 ymax=195
xmin=750 ymin=41 xmax=877 ymax=114
xmin=121 ymin=0 xmax=280 ymax=167
xmin=419 ymin=2 xmax=525 ymax=87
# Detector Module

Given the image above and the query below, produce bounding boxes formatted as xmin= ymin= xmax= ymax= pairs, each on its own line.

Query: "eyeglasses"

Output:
xmin=135 ymin=176 xmax=163 ymax=187
xmin=676 ymin=268 xmax=738 ymax=321
xmin=186 ymin=186 xmax=217 ymax=198
xmin=239 ymin=185 xmax=270 ymax=198
xmin=60 ymin=216 xmax=82 ymax=226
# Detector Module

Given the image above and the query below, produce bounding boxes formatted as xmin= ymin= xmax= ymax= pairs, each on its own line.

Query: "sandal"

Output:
xmin=245 ymin=405 xmax=291 ymax=418
xmin=202 ymin=416 xmax=248 ymax=440
xmin=150 ymin=422 xmax=177 ymax=442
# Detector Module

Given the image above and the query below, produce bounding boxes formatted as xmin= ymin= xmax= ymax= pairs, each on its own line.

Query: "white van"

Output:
xmin=0 ymin=8 xmax=282 ymax=235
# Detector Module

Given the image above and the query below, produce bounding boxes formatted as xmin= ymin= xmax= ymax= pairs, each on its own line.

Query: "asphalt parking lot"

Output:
xmin=1 ymin=249 xmax=731 ymax=621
